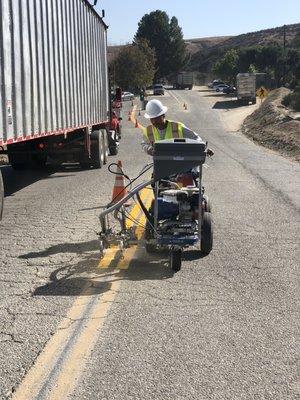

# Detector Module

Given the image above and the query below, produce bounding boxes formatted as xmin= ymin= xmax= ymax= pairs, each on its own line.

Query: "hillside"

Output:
xmin=185 ymin=36 xmax=232 ymax=54
xmin=108 ymin=23 xmax=300 ymax=68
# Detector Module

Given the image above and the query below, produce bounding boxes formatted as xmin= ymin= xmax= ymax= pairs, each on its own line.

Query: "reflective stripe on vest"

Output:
xmin=145 ymin=120 xmax=183 ymax=143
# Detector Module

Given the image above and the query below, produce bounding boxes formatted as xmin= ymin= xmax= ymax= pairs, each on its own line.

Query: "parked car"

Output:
xmin=223 ymin=86 xmax=237 ymax=95
xmin=122 ymin=91 xmax=135 ymax=101
xmin=208 ymin=80 xmax=224 ymax=88
xmin=215 ymin=84 xmax=229 ymax=92
xmin=153 ymin=84 xmax=164 ymax=95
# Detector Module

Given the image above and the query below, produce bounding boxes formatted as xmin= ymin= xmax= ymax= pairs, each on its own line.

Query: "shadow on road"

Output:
xmin=212 ymin=99 xmax=241 ymax=109
xmin=19 ymin=239 xmax=99 ymax=259
xmin=197 ymin=89 xmax=212 ymax=93
xmin=21 ymin=237 xmax=208 ymax=297
xmin=1 ymin=164 xmax=79 ymax=197
xmin=32 ymin=251 xmax=174 ymax=297
xmin=202 ymin=93 xmax=231 ymax=98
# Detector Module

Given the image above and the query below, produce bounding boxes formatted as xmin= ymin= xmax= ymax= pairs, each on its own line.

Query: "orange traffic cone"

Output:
xmin=111 ymin=161 xmax=127 ymax=204
xmin=135 ymin=119 xmax=139 ymax=128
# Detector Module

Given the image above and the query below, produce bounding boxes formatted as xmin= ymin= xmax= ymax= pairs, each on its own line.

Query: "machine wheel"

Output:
xmin=203 ymin=195 xmax=212 ymax=213
xmin=201 ymin=212 xmax=213 ymax=255
xmin=90 ymin=130 xmax=104 ymax=168
xmin=169 ymin=249 xmax=182 ymax=272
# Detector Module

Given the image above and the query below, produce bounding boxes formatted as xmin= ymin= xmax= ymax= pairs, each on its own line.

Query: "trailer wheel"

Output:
xmin=90 ymin=130 xmax=104 ymax=168
xmin=169 ymin=249 xmax=182 ymax=272
xmin=101 ymin=129 xmax=109 ymax=164
xmin=201 ymin=212 xmax=213 ymax=255
xmin=0 ymin=171 xmax=4 ymax=220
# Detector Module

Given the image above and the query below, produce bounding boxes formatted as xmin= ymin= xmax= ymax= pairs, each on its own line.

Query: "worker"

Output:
xmin=142 ymin=99 xmax=214 ymax=156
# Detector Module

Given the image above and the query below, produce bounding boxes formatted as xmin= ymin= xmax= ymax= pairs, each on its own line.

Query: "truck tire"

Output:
xmin=90 ymin=130 xmax=104 ymax=169
xmin=0 ymin=170 xmax=4 ymax=220
xmin=101 ymin=129 xmax=109 ymax=164
xmin=108 ymin=130 xmax=119 ymax=156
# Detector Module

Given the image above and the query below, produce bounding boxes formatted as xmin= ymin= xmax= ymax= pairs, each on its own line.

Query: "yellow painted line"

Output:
xmin=117 ymin=245 xmax=138 ymax=269
xmin=12 ymin=185 xmax=154 ymax=400
xmin=98 ymin=187 xmax=153 ymax=270
xmin=98 ymin=245 xmax=120 ymax=268
xmin=12 ymin=282 xmax=101 ymax=400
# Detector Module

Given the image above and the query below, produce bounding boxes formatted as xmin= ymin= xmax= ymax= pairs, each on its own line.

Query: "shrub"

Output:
xmin=282 ymin=93 xmax=292 ymax=107
xmin=282 ymin=85 xmax=300 ymax=111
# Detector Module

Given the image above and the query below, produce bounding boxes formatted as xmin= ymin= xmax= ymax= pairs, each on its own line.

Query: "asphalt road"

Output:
xmin=0 ymin=89 xmax=299 ymax=400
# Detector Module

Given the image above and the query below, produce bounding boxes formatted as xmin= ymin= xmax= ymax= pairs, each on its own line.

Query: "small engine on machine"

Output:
xmin=158 ymin=186 xmax=200 ymax=236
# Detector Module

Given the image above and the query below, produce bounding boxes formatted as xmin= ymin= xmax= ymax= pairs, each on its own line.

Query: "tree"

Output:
xmin=212 ymin=49 xmax=239 ymax=84
xmin=110 ymin=40 xmax=156 ymax=91
xmin=135 ymin=10 xmax=186 ymax=80
xmin=238 ymin=47 xmax=258 ymax=72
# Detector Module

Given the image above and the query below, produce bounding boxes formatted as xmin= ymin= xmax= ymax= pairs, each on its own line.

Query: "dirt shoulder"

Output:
xmin=195 ymin=86 xmax=259 ymax=132
xmin=196 ymin=85 xmax=300 ymax=162
xmin=242 ymin=87 xmax=300 ymax=162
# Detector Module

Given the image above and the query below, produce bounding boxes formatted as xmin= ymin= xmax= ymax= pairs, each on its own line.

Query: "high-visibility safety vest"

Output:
xmin=143 ymin=120 xmax=184 ymax=143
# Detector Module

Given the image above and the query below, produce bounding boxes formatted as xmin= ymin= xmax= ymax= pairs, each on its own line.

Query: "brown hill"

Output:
xmin=189 ymin=23 xmax=300 ymax=73
xmin=108 ymin=23 xmax=300 ymax=65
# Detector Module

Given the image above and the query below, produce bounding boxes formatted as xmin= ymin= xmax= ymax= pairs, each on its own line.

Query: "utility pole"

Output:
xmin=283 ymin=24 xmax=287 ymax=86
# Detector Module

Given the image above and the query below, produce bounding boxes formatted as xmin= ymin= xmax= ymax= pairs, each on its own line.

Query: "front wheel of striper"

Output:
xmin=169 ymin=249 xmax=182 ymax=272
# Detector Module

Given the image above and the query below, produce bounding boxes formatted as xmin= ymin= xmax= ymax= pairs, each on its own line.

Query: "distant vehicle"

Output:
xmin=208 ymin=80 xmax=224 ymax=88
xmin=236 ymin=73 xmax=256 ymax=105
xmin=173 ymin=72 xmax=193 ymax=90
xmin=223 ymin=86 xmax=237 ymax=94
xmin=153 ymin=84 xmax=165 ymax=95
xmin=215 ymin=84 xmax=229 ymax=92
xmin=122 ymin=92 xmax=135 ymax=101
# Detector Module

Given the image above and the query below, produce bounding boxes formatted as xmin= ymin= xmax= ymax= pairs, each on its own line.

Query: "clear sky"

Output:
xmin=95 ymin=0 xmax=300 ymax=45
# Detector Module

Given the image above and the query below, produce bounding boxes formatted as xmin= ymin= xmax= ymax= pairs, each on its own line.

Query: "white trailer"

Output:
xmin=236 ymin=73 xmax=257 ymax=105
xmin=173 ymin=72 xmax=194 ymax=90
xmin=0 ymin=0 xmax=118 ymax=170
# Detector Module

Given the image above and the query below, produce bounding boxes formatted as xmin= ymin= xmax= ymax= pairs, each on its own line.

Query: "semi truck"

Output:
xmin=173 ymin=72 xmax=194 ymax=90
xmin=236 ymin=73 xmax=257 ymax=105
xmin=0 ymin=0 xmax=118 ymax=173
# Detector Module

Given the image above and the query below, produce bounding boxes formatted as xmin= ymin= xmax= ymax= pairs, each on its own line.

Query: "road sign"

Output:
xmin=256 ymin=86 xmax=268 ymax=99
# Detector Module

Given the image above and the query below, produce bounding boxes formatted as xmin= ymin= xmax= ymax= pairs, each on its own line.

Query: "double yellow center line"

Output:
xmin=13 ymin=188 xmax=153 ymax=400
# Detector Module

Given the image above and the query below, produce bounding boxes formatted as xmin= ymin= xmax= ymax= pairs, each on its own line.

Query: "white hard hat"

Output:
xmin=144 ymin=99 xmax=168 ymax=119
